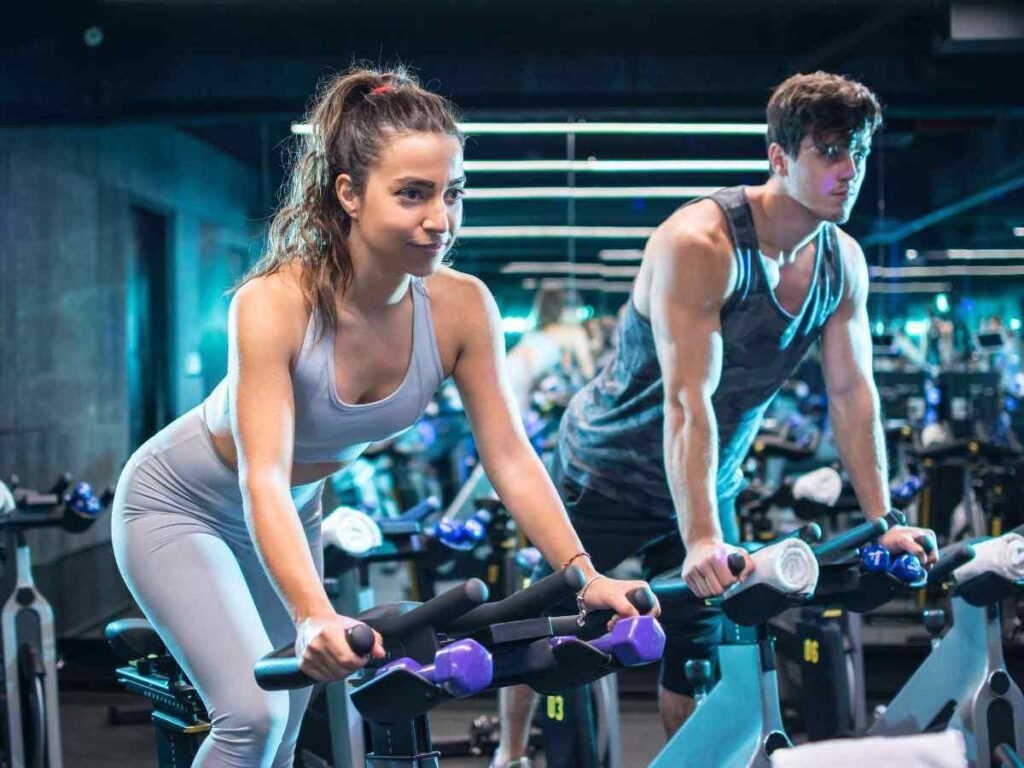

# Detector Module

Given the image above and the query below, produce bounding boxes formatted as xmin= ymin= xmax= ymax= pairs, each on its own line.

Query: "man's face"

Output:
xmin=781 ymin=130 xmax=871 ymax=225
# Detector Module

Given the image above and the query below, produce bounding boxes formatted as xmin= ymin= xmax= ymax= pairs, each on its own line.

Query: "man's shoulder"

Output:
xmin=832 ymin=225 xmax=865 ymax=258
xmin=642 ymin=199 xmax=737 ymax=299
xmin=829 ymin=226 xmax=869 ymax=302
xmin=652 ymin=198 xmax=733 ymax=260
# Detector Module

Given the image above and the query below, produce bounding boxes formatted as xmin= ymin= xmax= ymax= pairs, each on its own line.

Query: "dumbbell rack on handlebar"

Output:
xmin=0 ymin=474 xmax=110 ymax=768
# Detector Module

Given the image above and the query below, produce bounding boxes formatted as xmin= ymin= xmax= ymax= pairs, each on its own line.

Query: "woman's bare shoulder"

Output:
xmin=422 ymin=266 xmax=492 ymax=309
xmin=231 ymin=261 xmax=310 ymax=349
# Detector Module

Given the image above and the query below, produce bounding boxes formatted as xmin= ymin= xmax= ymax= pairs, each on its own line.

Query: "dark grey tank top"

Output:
xmin=558 ymin=186 xmax=845 ymax=517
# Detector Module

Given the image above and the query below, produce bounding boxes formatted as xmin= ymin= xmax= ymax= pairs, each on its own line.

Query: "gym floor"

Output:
xmin=67 ymin=692 xmax=666 ymax=768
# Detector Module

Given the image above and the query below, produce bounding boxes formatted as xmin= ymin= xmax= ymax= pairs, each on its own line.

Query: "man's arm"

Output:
xmin=820 ymin=239 xmax=889 ymax=520
xmin=821 ymin=236 xmax=936 ymax=563
xmin=647 ymin=224 xmax=748 ymax=596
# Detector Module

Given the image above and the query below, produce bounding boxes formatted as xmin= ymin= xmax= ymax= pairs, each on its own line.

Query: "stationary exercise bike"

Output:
xmin=105 ymin=619 xmax=208 ymax=768
xmin=870 ymin=527 xmax=1024 ymax=768
xmin=0 ymin=475 xmax=110 ymax=768
xmin=103 ymin=497 xmax=484 ymax=768
xmin=254 ymin=567 xmax=664 ymax=768
xmin=647 ymin=511 xmax=960 ymax=767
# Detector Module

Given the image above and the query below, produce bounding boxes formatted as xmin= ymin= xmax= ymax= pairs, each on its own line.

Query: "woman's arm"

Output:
xmin=229 ymin=278 xmax=382 ymax=677
xmin=230 ymin=279 xmax=329 ymax=620
xmin=449 ymin=277 xmax=657 ymax=617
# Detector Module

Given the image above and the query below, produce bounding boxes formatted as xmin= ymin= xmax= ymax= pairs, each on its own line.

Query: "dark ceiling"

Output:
xmin=7 ymin=0 xmax=1024 ymax=307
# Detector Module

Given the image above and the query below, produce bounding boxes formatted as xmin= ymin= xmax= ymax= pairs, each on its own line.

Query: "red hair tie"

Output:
xmin=370 ymin=84 xmax=395 ymax=95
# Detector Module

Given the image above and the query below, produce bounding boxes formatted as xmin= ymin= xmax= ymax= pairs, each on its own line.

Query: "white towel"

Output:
xmin=954 ymin=532 xmax=1024 ymax=584
xmin=793 ymin=467 xmax=843 ymax=507
xmin=770 ymin=731 xmax=967 ymax=768
xmin=0 ymin=481 xmax=14 ymax=515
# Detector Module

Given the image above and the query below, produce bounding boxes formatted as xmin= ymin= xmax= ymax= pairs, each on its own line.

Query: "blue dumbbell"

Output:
xmin=435 ymin=519 xmax=466 ymax=546
xmin=463 ymin=515 xmax=486 ymax=543
xmin=889 ymin=553 xmax=925 ymax=583
xmin=861 ymin=543 xmax=891 ymax=572
xmin=59 ymin=482 xmax=103 ymax=532
xmin=862 ymin=542 xmax=925 ymax=583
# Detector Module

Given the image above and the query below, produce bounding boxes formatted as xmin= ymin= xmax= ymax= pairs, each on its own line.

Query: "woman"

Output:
xmin=507 ymin=287 xmax=596 ymax=412
xmin=111 ymin=66 xmax=657 ymax=768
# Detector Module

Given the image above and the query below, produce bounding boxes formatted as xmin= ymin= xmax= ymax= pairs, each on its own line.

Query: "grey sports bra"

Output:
xmin=207 ymin=277 xmax=445 ymax=464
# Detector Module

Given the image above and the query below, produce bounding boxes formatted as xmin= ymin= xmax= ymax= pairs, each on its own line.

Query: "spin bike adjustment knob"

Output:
xmin=922 ymin=609 xmax=946 ymax=639
xmin=684 ymin=659 xmax=713 ymax=701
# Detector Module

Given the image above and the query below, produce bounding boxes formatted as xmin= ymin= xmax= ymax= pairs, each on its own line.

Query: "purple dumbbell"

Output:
xmin=379 ymin=638 xmax=493 ymax=698
xmin=552 ymin=616 xmax=666 ymax=667
xmin=590 ymin=616 xmax=666 ymax=666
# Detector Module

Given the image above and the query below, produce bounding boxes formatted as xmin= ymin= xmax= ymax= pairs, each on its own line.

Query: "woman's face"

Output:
xmin=341 ymin=131 xmax=465 ymax=278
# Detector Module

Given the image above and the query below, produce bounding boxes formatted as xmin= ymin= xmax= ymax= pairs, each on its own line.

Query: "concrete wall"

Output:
xmin=0 ymin=124 xmax=259 ymax=634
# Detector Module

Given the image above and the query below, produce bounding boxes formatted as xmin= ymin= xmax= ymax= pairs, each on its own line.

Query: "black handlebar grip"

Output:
xmin=254 ymin=624 xmax=376 ymax=691
xmin=50 ymin=473 xmax=72 ymax=496
xmin=884 ymin=509 xmax=907 ymax=528
xmin=627 ymin=585 xmax=655 ymax=613
xmin=100 ymin=486 xmax=116 ymax=508
xmin=928 ymin=543 xmax=975 ymax=586
xmin=346 ymin=624 xmax=375 ymax=656
xmin=399 ymin=496 xmax=443 ymax=522
xmin=813 ymin=517 xmax=889 ymax=559
xmin=377 ymin=579 xmax=489 ymax=638
xmin=548 ymin=582 xmax=658 ymax=638
xmin=254 ymin=644 xmax=311 ymax=691
xmin=444 ymin=567 xmax=585 ymax=633
xmin=727 ymin=553 xmax=746 ymax=576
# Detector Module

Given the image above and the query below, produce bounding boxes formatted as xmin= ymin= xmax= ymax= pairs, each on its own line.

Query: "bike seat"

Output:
xmin=105 ymin=618 xmax=167 ymax=662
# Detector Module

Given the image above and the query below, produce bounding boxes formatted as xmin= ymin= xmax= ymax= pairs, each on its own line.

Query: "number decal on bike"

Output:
xmin=803 ymin=639 xmax=819 ymax=664
xmin=547 ymin=695 xmax=564 ymax=721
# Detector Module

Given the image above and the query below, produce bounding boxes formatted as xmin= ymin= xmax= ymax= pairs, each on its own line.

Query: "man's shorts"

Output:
xmin=532 ymin=458 xmax=737 ymax=697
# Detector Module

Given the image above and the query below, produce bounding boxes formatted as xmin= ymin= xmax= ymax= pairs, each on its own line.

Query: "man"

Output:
xmin=494 ymin=71 xmax=938 ymax=768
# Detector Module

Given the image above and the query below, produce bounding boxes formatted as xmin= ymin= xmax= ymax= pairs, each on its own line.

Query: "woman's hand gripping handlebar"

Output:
xmin=292 ymin=614 xmax=385 ymax=684
xmin=257 ymin=622 xmax=379 ymax=691
xmin=255 ymin=579 xmax=489 ymax=691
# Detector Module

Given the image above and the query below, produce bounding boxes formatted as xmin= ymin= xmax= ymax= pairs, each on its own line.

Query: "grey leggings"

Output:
xmin=111 ymin=405 xmax=325 ymax=768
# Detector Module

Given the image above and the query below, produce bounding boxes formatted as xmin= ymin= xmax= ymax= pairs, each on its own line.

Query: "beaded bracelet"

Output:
xmin=562 ymin=551 xmax=592 ymax=570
